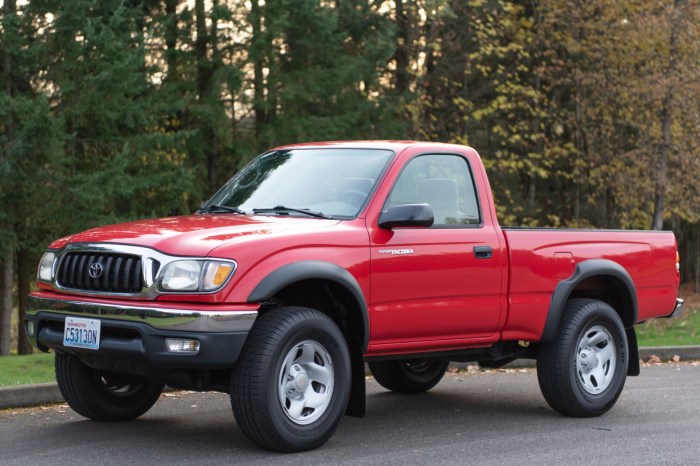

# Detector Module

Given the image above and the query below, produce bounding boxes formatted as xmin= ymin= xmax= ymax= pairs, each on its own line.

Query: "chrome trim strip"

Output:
xmin=43 ymin=243 xmax=237 ymax=301
xmin=27 ymin=295 xmax=257 ymax=333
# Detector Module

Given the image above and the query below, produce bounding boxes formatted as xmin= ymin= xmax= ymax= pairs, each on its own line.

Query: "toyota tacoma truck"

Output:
xmin=26 ymin=141 xmax=683 ymax=452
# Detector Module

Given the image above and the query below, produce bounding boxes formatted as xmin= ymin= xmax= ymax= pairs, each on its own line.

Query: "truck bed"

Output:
xmin=500 ymin=228 xmax=679 ymax=342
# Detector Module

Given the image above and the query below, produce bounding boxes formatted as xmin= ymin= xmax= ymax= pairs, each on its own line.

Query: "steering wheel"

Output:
xmin=338 ymin=189 xmax=367 ymax=209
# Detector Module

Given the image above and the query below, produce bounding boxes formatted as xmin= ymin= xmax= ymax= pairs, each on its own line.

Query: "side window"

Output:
xmin=385 ymin=155 xmax=480 ymax=226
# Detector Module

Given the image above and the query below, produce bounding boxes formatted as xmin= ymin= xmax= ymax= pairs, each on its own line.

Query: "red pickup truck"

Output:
xmin=27 ymin=141 xmax=682 ymax=452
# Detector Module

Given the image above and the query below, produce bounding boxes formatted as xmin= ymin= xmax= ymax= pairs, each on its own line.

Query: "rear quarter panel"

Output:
xmin=501 ymin=229 xmax=678 ymax=341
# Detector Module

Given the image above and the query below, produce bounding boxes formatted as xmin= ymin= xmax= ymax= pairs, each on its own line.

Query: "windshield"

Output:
xmin=201 ymin=148 xmax=394 ymax=218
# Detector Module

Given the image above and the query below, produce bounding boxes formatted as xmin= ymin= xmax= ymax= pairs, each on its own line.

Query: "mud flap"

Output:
xmin=345 ymin=344 xmax=366 ymax=417
xmin=626 ymin=327 xmax=640 ymax=376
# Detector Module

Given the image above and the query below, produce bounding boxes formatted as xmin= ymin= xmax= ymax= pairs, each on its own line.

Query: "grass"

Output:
xmin=636 ymin=285 xmax=700 ymax=347
xmin=0 ymin=352 xmax=55 ymax=387
xmin=637 ymin=310 xmax=700 ymax=346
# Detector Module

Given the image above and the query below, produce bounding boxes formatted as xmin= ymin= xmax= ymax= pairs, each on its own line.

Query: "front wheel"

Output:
xmin=55 ymin=352 xmax=163 ymax=421
xmin=230 ymin=307 xmax=351 ymax=452
xmin=537 ymin=298 xmax=628 ymax=417
xmin=368 ymin=359 xmax=449 ymax=393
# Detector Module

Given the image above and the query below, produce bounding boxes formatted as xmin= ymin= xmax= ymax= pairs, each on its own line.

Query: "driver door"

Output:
xmin=368 ymin=154 xmax=503 ymax=352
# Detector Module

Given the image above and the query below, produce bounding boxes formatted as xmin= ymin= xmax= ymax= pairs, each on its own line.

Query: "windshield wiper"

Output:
xmin=252 ymin=205 xmax=333 ymax=219
xmin=200 ymin=204 xmax=246 ymax=215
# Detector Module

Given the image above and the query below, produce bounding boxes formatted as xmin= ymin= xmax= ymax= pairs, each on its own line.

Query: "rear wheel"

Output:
xmin=368 ymin=359 xmax=449 ymax=393
xmin=55 ymin=352 xmax=163 ymax=421
xmin=231 ymin=306 xmax=351 ymax=452
xmin=537 ymin=299 xmax=628 ymax=417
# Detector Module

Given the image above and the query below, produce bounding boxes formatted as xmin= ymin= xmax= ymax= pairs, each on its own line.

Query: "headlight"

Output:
xmin=37 ymin=251 xmax=56 ymax=282
xmin=160 ymin=260 xmax=201 ymax=291
xmin=158 ymin=260 xmax=235 ymax=292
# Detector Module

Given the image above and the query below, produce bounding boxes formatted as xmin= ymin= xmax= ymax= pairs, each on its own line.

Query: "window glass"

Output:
xmin=202 ymin=148 xmax=394 ymax=218
xmin=385 ymin=155 xmax=480 ymax=226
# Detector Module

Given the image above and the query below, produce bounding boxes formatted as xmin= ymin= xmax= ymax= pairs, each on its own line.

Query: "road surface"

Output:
xmin=2 ymin=364 xmax=699 ymax=465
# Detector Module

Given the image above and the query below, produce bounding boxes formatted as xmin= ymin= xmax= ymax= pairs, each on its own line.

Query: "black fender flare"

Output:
xmin=540 ymin=259 xmax=638 ymax=343
xmin=247 ymin=260 xmax=370 ymax=352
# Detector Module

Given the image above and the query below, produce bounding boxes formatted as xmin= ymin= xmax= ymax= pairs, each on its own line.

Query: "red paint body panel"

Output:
xmin=500 ymin=229 xmax=678 ymax=341
xmin=56 ymin=215 xmax=341 ymax=258
xmin=363 ymin=144 xmax=508 ymax=356
xmin=214 ymin=218 xmax=372 ymax=306
xmin=34 ymin=141 xmax=680 ymax=358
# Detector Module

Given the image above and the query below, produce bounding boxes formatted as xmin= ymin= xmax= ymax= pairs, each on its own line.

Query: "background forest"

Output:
xmin=1 ymin=0 xmax=699 ymax=354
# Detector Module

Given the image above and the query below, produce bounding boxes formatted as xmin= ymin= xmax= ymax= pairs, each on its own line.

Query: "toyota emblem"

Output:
xmin=88 ymin=262 xmax=104 ymax=279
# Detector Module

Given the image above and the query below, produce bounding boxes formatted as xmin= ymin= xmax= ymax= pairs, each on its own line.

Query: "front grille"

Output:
xmin=57 ymin=252 xmax=146 ymax=293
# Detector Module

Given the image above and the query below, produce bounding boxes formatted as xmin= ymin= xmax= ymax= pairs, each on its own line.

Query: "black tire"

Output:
xmin=55 ymin=352 xmax=163 ymax=421
xmin=368 ymin=359 xmax=449 ymax=393
xmin=231 ymin=306 xmax=351 ymax=452
xmin=537 ymin=298 xmax=628 ymax=417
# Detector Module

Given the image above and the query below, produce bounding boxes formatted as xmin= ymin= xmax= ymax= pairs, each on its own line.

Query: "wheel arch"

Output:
xmin=541 ymin=259 xmax=638 ymax=344
xmin=248 ymin=261 xmax=369 ymax=348
xmin=247 ymin=261 xmax=369 ymax=417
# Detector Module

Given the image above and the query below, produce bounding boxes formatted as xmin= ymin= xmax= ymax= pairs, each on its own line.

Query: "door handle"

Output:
xmin=474 ymin=246 xmax=493 ymax=259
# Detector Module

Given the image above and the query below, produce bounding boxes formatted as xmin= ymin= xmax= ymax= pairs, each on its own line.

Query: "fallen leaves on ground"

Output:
xmin=639 ymin=355 xmax=696 ymax=367
xmin=646 ymin=354 xmax=662 ymax=364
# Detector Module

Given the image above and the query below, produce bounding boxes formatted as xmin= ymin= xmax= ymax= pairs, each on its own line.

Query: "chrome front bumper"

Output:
xmin=25 ymin=295 xmax=260 ymax=375
xmin=26 ymin=295 xmax=258 ymax=333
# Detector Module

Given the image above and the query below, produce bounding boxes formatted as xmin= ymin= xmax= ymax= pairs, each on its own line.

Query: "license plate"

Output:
xmin=63 ymin=317 xmax=101 ymax=350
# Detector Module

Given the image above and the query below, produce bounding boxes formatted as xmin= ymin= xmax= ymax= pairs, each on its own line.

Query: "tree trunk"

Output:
xmin=194 ymin=0 xmax=209 ymax=98
xmin=529 ymin=59 xmax=543 ymax=223
xmin=573 ymin=75 xmax=582 ymax=227
xmin=0 ymin=0 xmax=17 ymax=356
xmin=250 ymin=0 xmax=266 ymax=139
xmin=194 ymin=0 xmax=218 ymax=191
xmin=651 ymin=0 xmax=683 ymax=230
xmin=652 ymin=97 xmax=672 ymax=231
xmin=695 ymin=229 xmax=699 ymax=294
xmin=0 ymin=253 xmax=13 ymax=356
xmin=264 ymin=18 xmax=277 ymax=136
xmin=572 ymin=18 xmax=588 ymax=228
xmin=164 ymin=0 xmax=178 ymax=80
xmin=528 ymin=176 xmax=536 ymax=219
xmin=574 ymin=183 xmax=580 ymax=226
xmin=207 ymin=0 xmax=221 ymax=191
xmin=3 ymin=0 xmax=16 ymax=135
xmin=16 ymin=249 xmax=32 ymax=354
xmin=393 ymin=0 xmax=410 ymax=95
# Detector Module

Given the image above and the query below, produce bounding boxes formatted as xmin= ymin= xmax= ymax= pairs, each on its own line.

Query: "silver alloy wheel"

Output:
xmin=278 ymin=340 xmax=334 ymax=425
xmin=576 ymin=325 xmax=617 ymax=394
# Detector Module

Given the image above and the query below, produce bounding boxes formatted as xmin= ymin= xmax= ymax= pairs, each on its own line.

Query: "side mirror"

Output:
xmin=378 ymin=203 xmax=434 ymax=229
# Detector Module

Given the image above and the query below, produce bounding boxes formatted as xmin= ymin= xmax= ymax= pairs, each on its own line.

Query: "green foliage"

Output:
xmin=251 ymin=0 xmax=402 ymax=147
xmin=419 ymin=0 xmax=552 ymax=225
xmin=3 ymin=0 xmax=697 ymax=248
xmin=1 ymin=0 xmax=196 ymax=236
xmin=0 ymin=93 xmax=64 ymax=252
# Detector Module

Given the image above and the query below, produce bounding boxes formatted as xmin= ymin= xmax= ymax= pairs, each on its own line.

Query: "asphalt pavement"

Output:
xmin=1 ymin=363 xmax=699 ymax=465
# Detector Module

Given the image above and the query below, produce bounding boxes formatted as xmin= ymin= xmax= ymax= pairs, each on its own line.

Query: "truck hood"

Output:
xmin=55 ymin=214 xmax=341 ymax=257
